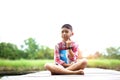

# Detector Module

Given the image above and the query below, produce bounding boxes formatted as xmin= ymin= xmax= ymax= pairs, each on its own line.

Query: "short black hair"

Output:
xmin=61 ymin=24 xmax=73 ymax=31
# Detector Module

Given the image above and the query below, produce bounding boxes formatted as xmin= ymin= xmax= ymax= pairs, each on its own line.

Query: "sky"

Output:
xmin=0 ymin=0 xmax=120 ymax=56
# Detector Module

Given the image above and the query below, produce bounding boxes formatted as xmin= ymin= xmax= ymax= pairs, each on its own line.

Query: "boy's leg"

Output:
xmin=44 ymin=63 xmax=84 ymax=75
xmin=66 ymin=58 xmax=87 ymax=71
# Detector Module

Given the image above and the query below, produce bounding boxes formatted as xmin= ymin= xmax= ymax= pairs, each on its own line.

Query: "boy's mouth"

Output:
xmin=63 ymin=35 xmax=66 ymax=37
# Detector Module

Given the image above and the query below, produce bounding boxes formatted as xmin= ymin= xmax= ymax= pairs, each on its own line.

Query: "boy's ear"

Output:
xmin=72 ymin=32 xmax=74 ymax=35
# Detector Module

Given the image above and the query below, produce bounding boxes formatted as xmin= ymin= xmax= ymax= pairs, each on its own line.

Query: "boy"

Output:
xmin=44 ymin=24 xmax=87 ymax=75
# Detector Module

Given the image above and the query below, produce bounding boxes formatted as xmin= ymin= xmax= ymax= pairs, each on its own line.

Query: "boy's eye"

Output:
xmin=65 ymin=31 xmax=68 ymax=33
xmin=62 ymin=30 xmax=68 ymax=33
xmin=62 ymin=31 xmax=64 ymax=33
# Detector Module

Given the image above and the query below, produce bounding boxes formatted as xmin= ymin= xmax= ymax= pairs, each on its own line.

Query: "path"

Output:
xmin=1 ymin=68 xmax=120 ymax=80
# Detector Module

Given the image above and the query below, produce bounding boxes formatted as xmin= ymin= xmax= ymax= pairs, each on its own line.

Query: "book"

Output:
xmin=59 ymin=50 xmax=68 ymax=64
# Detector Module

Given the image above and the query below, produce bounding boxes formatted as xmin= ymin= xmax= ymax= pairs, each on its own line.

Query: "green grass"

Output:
xmin=0 ymin=59 xmax=120 ymax=74
xmin=0 ymin=59 xmax=53 ymax=72
xmin=87 ymin=59 xmax=120 ymax=71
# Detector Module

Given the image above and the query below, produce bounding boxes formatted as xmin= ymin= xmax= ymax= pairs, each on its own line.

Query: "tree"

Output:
xmin=43 ymin=46 xmax=54 ymax=59
xmin=0 ymin=38 xmax=54 ymax=59
xmin=35 ymin=46 xmax=54 ymax=59
xmin=22 ymin=38 xmax=40 ymax=59
xmin=106 ymin=47 xmax=120 ymax=59
xmin=0 ymin=42 xmax=21 ymax=59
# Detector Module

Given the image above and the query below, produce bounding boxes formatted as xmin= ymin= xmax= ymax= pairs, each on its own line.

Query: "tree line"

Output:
xmin=0 ymin=37 xmax=120 ymax=60
xmin=0 ymin=38 xmax=54 ymax=59
xmin=104 ymin=46 xmax=120 ymax=59
xmin=86 ymin=46 xmax=120 ymax=59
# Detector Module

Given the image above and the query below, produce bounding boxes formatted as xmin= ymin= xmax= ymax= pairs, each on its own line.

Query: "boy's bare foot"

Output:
xmin=75 ymin=70 xmax=84 ymax=75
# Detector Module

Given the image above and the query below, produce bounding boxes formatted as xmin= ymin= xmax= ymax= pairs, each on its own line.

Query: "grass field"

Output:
xmin=87 ymin=59 xmax=120 ymax=71
xmin=0 ymin=59 xmax=53 ymax=72
xmin=0 ymin=59 xmax=120 ymax=75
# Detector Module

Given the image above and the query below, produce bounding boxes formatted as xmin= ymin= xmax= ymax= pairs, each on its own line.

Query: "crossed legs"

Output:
xmin=44 ymin=58 xmax=87 ymax=75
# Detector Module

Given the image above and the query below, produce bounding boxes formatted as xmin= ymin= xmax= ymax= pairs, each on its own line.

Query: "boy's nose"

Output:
xmin=63 ymin=33 xmax=66 ymax=37
xmin=63 ymin=33 xmax=66 ymax=34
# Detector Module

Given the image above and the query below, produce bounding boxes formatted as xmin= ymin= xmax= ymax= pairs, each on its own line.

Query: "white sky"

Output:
xmin=0 ymin=0 xmax=120 ymax=56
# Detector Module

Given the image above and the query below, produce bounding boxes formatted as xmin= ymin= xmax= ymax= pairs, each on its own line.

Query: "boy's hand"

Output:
xmin=66 ymin=39 xmax=72 ymax=48
xmin=62 ymin=63 xmax=71 ymax=67
xmin=62 ymin=62 xmax=74 ymax=67
xmin=66 ymin=39 xmax=74 ymax=58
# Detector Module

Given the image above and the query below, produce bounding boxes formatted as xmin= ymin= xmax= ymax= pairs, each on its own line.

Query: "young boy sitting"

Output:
xmin=44 ymin=24 xmax=87 ymax=75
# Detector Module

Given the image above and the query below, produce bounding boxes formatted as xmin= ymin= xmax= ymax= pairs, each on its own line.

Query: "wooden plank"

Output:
xmin=1 ymin=68 xmax=120 ymax=80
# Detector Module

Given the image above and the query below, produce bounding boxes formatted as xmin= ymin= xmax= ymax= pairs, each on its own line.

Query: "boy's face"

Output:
xmin=61 ymin=28 xmax=73 ymax=41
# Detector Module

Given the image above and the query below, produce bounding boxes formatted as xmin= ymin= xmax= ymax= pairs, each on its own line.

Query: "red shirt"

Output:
xmin=54 ymin=41 xmax=79 ymax=65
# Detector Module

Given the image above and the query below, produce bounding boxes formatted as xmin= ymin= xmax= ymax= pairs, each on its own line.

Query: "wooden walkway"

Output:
xmin=1 ymin=68 xmax=120 ymax=80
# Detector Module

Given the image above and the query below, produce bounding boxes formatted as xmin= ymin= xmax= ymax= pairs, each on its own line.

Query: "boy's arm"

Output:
xmin=54 ymin=45 xmax=65 ymax=65
xmin=66 ymin=41 xmax=80 ymax=61
xmin=66 ymin=40 xmax=74 ymax=58
xmin=68 ymin=48 xmax=83 ymax=61
xmin=77 ymin=49 xmax=83 ymax=60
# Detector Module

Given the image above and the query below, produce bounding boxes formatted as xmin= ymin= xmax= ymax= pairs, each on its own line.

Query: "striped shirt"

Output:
xmin=54 ymin=41 xmax=79 ymax=65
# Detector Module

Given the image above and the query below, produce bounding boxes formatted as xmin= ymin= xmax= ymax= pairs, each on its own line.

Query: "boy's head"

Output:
xmin=61 ymin=24 xmax=73 ymax=31
xmin=61 ymin=24 xmax=74 ymax=41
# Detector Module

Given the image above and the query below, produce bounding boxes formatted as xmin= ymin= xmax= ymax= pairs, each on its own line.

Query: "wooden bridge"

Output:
xmin=1 ymin=68 xmax=120 ymax=80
